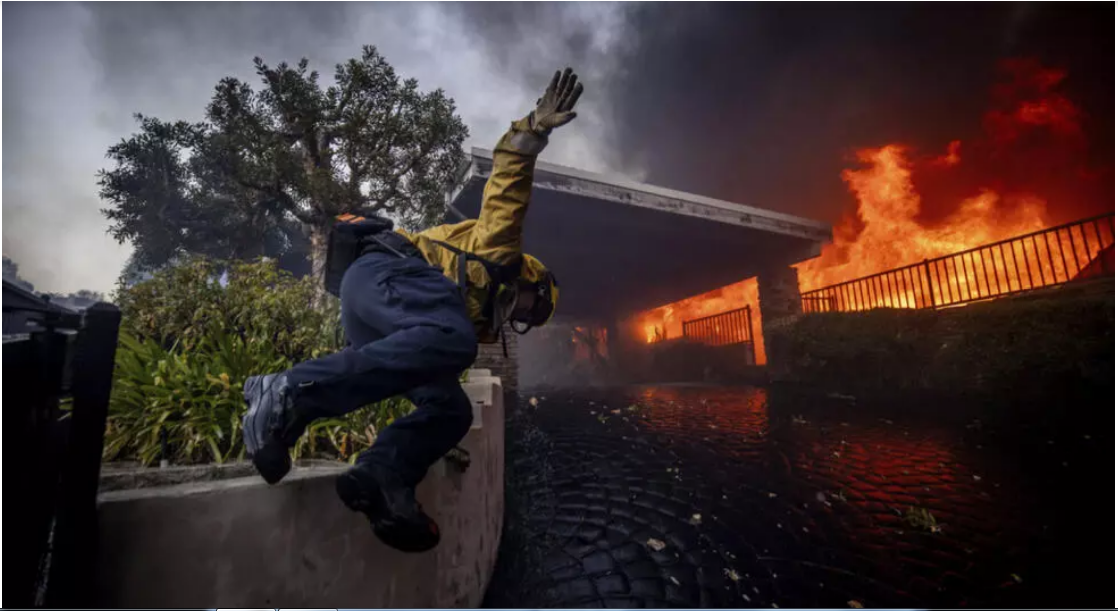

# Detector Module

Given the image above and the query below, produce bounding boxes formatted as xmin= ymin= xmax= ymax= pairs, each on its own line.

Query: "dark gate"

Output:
xmin=682 ymin=305 xmax=756 ymax=365
xmin=4 ymin=279 xmax=121 ymax=607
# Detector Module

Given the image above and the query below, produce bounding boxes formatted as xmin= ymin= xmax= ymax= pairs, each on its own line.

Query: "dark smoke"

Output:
xmin=4 ymin=3 xmax=1111 ymax=295
xmin=456 ymin=3 xmax=1114 ymax=223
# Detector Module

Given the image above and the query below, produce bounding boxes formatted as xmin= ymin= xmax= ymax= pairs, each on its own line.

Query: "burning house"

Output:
xmin=448 ymin=58 xmax=1113 ymax=391
xmin=445 ymin=149 xmax=831 ymax=389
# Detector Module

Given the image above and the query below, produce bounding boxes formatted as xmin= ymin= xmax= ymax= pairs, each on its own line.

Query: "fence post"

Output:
xmin=745 ymin=305 xmax=756 ymax=365
xmin=6 ymin=328 xmax=71 ymax=607
xmin=922 ymin=259 xmax=936 ymax=308
xmin=46 ymin=302 xmax=122 ymax=607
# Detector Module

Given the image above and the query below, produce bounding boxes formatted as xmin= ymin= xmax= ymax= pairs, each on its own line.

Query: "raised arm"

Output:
xmin=471 ymin=68 xmax=584 ymax=267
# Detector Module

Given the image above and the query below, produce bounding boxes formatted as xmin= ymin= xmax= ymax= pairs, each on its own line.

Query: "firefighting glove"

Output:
xmin=530 ymin=67 xmax=584 ymax=136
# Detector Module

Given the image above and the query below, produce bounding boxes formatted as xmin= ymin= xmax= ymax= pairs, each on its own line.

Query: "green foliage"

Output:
xmin=99 ymin=45 xmax=469 ymax=275
xmin=115 ymin=256 xmax=336 ymax=362
xmin=106 ymin=256 xmax=414 ymax=466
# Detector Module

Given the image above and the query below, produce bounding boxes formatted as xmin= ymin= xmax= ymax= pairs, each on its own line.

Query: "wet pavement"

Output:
xmin=483 ymin=384 xmax=1112 ymax=609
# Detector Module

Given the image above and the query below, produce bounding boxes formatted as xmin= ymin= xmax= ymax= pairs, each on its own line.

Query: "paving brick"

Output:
xmin=487 ymin=386 xmax=1109 ymax=609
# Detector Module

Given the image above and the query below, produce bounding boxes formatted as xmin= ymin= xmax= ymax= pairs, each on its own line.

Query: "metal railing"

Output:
xmin=4 ymin=280 xmax=122 ymax=607
xmin=801 ymin=212 xmax=1115 ymax=313
xmin=682 ymin=305 xmax=757 ymax=365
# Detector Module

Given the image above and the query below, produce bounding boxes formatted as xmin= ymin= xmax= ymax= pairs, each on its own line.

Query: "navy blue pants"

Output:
xmin=285 ymin=250 xmax=478 ymax=487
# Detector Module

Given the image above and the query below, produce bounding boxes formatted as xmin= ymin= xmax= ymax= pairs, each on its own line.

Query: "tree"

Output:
xmin=3 ymin=254 xmax=35 ymax=292
xmin=99 ymin=45 xmax=469 ymax=280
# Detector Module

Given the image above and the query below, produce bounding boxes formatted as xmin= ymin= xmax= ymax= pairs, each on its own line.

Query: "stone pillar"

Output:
xmin=605 ymin=318 xmax=622 ymax=371
xmin=474 ymin=332 xmax=519 ymax=397
xmin=757 ymin=266 xmax=803 ymax=375
xmin=758 ymin=266 xmax=803 ymax=321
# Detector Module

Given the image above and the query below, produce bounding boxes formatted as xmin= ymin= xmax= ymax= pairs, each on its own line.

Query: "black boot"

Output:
xmin=335 ymin=463 xmax=441 ymax=553
xmin=241 ymin=373 xmax=312 ymax=484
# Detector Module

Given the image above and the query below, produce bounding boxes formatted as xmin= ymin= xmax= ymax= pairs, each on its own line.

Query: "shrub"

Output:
xmin=114 ymin=256 xmax=338 ymax=362
xmin=106 ymin=257 xmax=415 ymax=466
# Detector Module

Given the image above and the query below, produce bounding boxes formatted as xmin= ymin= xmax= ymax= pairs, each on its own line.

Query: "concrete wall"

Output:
xmin=94 ymin=372 xmax=505 ymax=608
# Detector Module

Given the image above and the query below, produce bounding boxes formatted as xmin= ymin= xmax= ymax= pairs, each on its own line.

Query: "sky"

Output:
xmin=2 ymin=2 xmax=1113 ymax=295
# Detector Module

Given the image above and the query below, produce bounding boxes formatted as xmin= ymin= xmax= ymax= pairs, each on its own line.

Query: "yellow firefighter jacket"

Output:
xmin=397 ymin=116 xmax=540 ymax=344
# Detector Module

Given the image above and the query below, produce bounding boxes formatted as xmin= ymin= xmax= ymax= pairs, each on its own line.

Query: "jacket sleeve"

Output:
xmin=469 ymin=116 xmax=547 ymax=267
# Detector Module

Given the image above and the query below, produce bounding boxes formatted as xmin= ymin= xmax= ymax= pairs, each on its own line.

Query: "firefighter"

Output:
xmin=241 ymin=68 xmax=583 ymax=553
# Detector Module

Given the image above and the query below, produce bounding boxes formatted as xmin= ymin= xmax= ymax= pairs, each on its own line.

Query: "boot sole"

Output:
xmin=252 ymin=442 xmax=292 ymax=485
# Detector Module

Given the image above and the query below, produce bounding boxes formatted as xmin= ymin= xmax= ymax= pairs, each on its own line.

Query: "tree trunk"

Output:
xmin=308 ymin=222 xmax=331 ymax=298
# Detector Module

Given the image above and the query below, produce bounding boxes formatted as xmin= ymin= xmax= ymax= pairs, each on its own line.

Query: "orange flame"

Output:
xmin=796 ymin=59 xmax=1101 ymax=294
xmin=632 ymin=278 xmax=766 ymax=365
xmin=629 ymin=59 xmax=1105 ymax=363
xmin=795 ymin=143 xmax=1049 ymax=292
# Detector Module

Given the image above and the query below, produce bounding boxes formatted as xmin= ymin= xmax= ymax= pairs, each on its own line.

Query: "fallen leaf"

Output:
xmin=848 ymin=600 xmax=864 ymax=609
xmin=646 ymin=538 xmax=667 ymax=551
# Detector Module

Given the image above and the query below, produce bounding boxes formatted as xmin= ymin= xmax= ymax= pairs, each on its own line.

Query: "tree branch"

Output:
xmin=331 ymin=77 xmax=356 ymax=123
xmin=372 ymin=137 xmax=436 ymax=208
xmin=234 ymin=176 xmax=317 ymax=225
